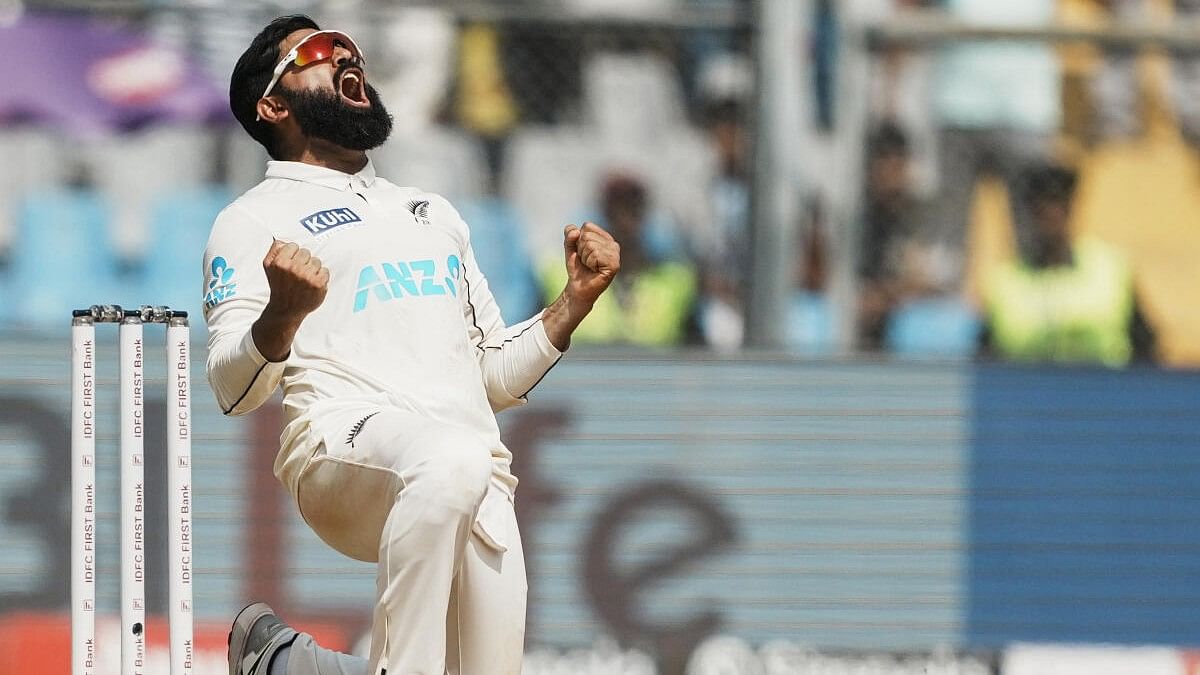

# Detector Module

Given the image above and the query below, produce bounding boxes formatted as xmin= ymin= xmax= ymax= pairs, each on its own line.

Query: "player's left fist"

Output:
xmin=563 ymin=222 xmax=620 ymax=307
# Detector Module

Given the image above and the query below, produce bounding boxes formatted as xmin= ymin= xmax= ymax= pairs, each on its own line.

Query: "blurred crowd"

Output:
xmin=0 ymin=0 xmax=1197 ymax=367
xmin=852 ymin=0 xmax=1198 ymax=366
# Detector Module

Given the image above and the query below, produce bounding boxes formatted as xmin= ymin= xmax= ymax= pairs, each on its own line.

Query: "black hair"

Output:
xmin=229 ymin=14 xmax=320 ymax=159
xmin=703 ymin=98 xmax=744 ymax=127
xmin=1021 ymin=163 xmax=1078 ymax=205
xmin=601 ymin=173 xmax=648 ymax=211
xmin=867 ymin=121 xmax=910 ymax=158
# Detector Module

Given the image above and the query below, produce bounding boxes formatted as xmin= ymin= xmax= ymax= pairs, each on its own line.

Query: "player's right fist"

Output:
xmin=262 ymin=239 xmax=329 ymax=318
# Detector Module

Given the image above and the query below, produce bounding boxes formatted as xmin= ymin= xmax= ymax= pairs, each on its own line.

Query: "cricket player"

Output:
xmin=207 ymin=15 xmax=620 ymax=675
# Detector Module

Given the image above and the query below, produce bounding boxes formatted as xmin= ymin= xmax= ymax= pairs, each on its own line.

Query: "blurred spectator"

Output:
xmin=786 ymin=200 xmax=838 ymax=355
xmin=540 ymin=173 xmax=697 ymax=346
xmin=857 ymin=123 xmax=953 ymax=350
xmin=932 ymin=0 xmax=1060 ymax=264
xmin=858 ymin=0 xmax=939 ymax=193
xmin=697 ymin=98 xmax=751 ymax=350
xmin=1093 ymin=0 xmax=1200 ymax=144
xmin=981 ymin=163 xmax=1157 ymax=365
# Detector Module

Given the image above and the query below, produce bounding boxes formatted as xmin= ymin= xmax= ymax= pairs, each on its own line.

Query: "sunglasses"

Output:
xmin=257 ymin=30 xmax=365 ymax=121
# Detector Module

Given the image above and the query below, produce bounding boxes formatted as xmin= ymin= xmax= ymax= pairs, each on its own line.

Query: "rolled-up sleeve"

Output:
xmin=202 ymin=205 xmax=286 ymax=415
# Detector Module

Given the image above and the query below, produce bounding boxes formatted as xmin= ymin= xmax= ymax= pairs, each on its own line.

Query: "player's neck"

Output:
xmin=287 ymin=140 xmax=368 ymax=176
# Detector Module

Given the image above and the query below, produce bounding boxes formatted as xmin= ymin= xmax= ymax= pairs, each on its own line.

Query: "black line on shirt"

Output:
xmin=518 ymin=353 xmax=563 ymax=399
xmin=222 ymin=361 xmax=270 ymax=415
xmin=461 ymin=258 xmax=486 ymax=352
xmin=481 ymin=319 xmax=544 ymax=351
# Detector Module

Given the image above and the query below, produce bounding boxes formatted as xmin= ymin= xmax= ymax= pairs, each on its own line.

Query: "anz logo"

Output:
xmin=301 ymin=207 xmax=363 ymax=237
xmin=354 ymin=255 xmax=463 ymax=312
xmin=204 ymin=256 xmax=237 ymax=310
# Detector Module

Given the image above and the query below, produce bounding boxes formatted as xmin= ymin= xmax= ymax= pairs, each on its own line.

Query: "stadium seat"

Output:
xmin=504 ymin=126 xmax=605 ymax=262
xmin=507 ymin=51 xmax=718 ymax=260
xmin=225 ymin=129 xmax=271 ymax=194
xmin=85 ymin=125 xmax=217 ymax=261
xmin=372 ymin=126 xmax=489 ymax=200
xmin=786 ymin=291 xmax=837 ymax=356
xmin=0 ymin=128 xmax=69 ymax=258
xmin=885 ymin=298 xmax=981 ymax=358
xmin=565 ymin=0 xmax=676 ymax=17
xmin=365 ymin=9 xmax=456 ymax=136
xmin=140 ymin=185 xmax=234 ymax=322
xmin=10 ymin=189 xmax=123 ymax=329
xmin=454 ymin=197 xmax=541 ymax=325
xmin=583 ymin=53 xmax=687 ymax=143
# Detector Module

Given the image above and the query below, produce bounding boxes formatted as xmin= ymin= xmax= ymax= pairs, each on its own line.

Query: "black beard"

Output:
xmin=279 ymin=77 xmax=393 ymax=152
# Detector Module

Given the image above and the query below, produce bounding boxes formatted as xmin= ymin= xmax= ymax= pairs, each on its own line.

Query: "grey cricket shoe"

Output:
xmin=228 ymin=602 xmax=297 ymax=675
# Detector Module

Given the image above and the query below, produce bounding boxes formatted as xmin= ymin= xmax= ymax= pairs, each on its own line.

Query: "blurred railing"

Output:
xmin=21 ymin=0 xmax=752 ymax=28
xmin=868 ymin=10 xmax=1200 ymax=51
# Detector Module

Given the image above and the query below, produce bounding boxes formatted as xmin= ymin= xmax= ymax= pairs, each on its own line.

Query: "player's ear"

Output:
xmin=256 ymin=96 xmax=288 ymax=124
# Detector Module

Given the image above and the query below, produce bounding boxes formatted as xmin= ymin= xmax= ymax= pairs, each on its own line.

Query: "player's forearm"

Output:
xmin=540 ymin=290 xmax=592 ymax=352
xmin=251 ymin=304 xmax=307 ymax=362
xmin=475 ymin=312 xmax=563 ymax=411
xmin=206 ymin=328 xmax=286 ymax=415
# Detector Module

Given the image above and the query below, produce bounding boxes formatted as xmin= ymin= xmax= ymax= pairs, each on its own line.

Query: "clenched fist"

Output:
xmin=263 ymin=239 xmax=329 ymax=318
xmin=563 ymin=222 xmax=620 ymax=307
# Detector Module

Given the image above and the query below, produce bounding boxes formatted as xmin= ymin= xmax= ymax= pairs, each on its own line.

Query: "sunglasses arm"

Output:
xmin=255 ymin=54 xmax=296 ymax=122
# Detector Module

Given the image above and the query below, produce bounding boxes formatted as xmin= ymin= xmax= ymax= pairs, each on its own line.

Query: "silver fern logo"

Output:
xmin=345 ymin=412 xmax=380 ymax=447
xmin=407 ymin=199 xmax=431 ymax=225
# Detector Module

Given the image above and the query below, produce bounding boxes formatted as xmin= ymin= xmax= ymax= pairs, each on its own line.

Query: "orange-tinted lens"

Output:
xmin=293 ymin=32 xmax=358 ymax=67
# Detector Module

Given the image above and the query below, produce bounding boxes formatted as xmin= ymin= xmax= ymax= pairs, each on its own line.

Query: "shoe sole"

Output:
xmin=228 ymin=602 xmax=276 ymax=675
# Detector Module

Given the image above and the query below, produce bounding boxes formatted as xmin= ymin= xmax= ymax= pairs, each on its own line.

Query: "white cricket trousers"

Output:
xmin=285 ymin=409 xmax=528 ymax=675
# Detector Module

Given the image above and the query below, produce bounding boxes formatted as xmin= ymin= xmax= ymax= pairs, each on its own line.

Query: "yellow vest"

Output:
xmin=985 ymin=237 xmax=1134 ymax=366
xmin=540 ymin=261 xmax=697 ymax=346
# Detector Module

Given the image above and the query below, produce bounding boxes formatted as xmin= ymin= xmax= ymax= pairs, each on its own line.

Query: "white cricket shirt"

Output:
xmin=203 ymin=160 xmax=562 ymax=499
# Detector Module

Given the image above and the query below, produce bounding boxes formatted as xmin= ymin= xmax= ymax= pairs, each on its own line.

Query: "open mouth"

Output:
xmin=338 ymin=67 xmax=370 ymax=108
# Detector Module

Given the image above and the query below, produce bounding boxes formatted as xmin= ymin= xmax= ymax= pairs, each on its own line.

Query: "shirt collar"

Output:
xmin=265 ymin=159 xmax=377 ymax=190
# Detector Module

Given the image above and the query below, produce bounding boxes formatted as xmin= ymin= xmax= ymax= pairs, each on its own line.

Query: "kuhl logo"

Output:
xmin=301 ymin=207 xmax=363 ymax=236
